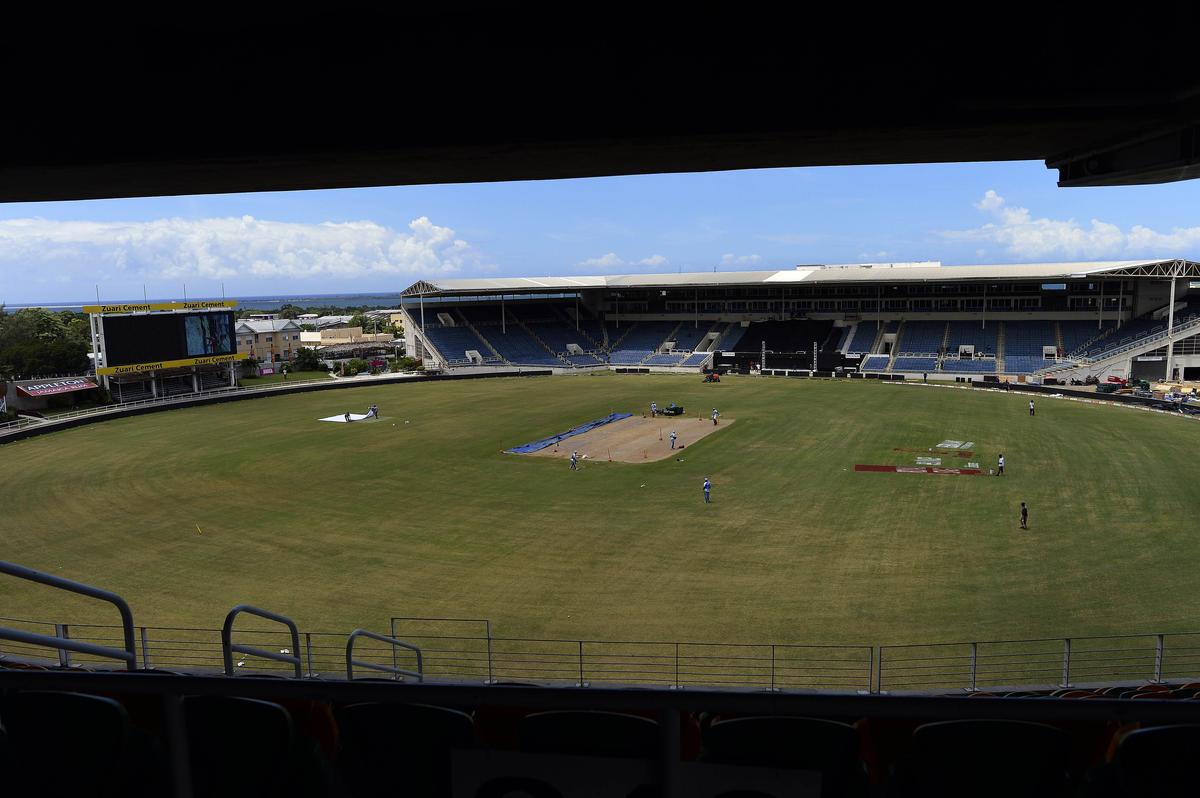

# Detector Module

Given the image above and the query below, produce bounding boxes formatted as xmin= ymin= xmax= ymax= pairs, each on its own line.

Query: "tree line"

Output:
xmin=0 ymin=307 xmax=91 ymax=379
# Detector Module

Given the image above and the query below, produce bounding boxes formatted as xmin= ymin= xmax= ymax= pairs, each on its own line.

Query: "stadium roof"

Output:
xmin=402 ymin=259 xmax=1200 ymax=297
xmin=236 ymin=319 xmax=301 ymax=333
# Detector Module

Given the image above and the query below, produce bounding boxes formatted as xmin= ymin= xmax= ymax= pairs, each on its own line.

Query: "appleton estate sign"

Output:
xmin=15 ymin=377 xmax=100 ymax=397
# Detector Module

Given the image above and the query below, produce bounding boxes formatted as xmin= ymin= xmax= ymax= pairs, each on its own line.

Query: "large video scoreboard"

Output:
xmin=86 ymin=301 xmax=241 ymax=376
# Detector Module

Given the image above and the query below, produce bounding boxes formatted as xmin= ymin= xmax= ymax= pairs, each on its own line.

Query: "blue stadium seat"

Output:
xmin=482 ymin=325 xmax=563 ymax=366
xmin=423 ymin=324 xmax=492 ymax=363
xmin=893 ymin=356 xmax=938 ymax=372
xmin=861 ymin=354 xmax=891 ymax=371
xmin=526 ymin=321 xmax=599 ymax=355
xmin=945 ymin=321 xmax=998 ymax=354
xmin=941 ymin=358 xmax=995 ymax=373
xmin=717 ymin=323 xmax=748 ymax=351
xmin=606 ymin=322 xmax=679 ymax=364
xmin=670 ymin=323 xmax=714 ymax=351
xmin=896 ymin=321 xmax=945 ymax=355
xmin=846 ymin=323 xmax=880 ymax=355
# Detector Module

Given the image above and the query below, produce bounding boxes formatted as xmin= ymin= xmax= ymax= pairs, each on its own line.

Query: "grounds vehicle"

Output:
xmin=662 ymin=403 xmax=685 ymax=416
xmin=703 ymin=372 xmax=721 ymax=383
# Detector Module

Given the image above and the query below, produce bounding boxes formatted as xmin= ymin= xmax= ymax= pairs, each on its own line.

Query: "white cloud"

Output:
xmin=577 ymin=252 xmax=626 ymax=269
xmin=0 ymin=215 xmax=483 ymax=286
xmin=943 ymin=190 xmax=1200 ymax=260
xmin=720 ymin=253 xmax=762 ymax=267
xmin=577 ymin=253 xmax=669 ymax=270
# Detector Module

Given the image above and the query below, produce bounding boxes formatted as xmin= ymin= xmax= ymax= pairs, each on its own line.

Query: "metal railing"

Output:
xmin=221 ymin=605 xmax=303 ymax=678
xmin=5 ymin=602 xmax=1200 ymax=694
xmin=345 ymin=629 xmax=423 ymax=681
xmin=877 ymin=632 xmax=1200 ymax=693
xmin=0 ymin=562 xmax=138 ymax=670
xmin=1044 ymin=315 xmax=1200 ymax=371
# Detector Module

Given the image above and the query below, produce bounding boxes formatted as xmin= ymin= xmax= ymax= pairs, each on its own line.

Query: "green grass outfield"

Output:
xmin=3 ymin=373 xmax=1200 ymax=648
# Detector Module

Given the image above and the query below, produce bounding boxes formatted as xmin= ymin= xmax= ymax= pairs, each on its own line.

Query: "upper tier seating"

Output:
xmin=423 ymin=324 xmax=491 ymax=362
xmin=669 ymin=323 xmax=714 ymax=351
xmin=897 ymin=321 xmax=945 ymax=354
xmin=574 ymin=319 xmax=606 ymax=348
xmin=717 ymin=323 xmax=747 ymax=351
xmin=457 ymin=305 xmax=506 ymax=326
xmin=1078 ymin=305 xmax=1200 ymax=358
xmin=846 ymin=323 xmax=879 ymax=354
xmin=481 ymin=325 xmax=562 ymax=366
xmin=1059 ymin=320 xmax=1112 ymax=357
xmin=945 ymin=321 xmax=998 ymax=354
xmin=1003 ymin=321 xmax=1057 ymax=357
xmin=525 ymin=321 xmax=598 ymax=354
xmin=834 ymin=326 xmax=852 ymax=351
xmin=607 ymin=321 xmax=679 ymax=364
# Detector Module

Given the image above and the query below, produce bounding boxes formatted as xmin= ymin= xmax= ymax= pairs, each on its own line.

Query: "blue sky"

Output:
xmin=4 ymin=160 xmax=1200 ymax=303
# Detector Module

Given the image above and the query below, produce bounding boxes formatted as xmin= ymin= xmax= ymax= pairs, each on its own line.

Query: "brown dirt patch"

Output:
xmin=529 ymin=414 xmax=734 ymax=463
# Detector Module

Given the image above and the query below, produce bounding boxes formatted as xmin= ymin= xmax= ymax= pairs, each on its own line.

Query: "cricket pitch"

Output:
xmin=529 ymin=415 xmax=735 ymax=463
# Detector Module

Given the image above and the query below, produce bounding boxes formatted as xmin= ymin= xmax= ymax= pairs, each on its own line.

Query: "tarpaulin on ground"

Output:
xmin=505 ymin=412 xmax=632 ymax=454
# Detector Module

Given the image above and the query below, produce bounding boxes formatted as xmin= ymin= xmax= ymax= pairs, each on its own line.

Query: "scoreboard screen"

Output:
xmin=102 ymin=311 xmax=237 ymax=367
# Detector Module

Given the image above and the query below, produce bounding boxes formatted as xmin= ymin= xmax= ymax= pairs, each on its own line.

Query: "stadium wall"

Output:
xmin=0 ymin=369 xmax=553 ymax=446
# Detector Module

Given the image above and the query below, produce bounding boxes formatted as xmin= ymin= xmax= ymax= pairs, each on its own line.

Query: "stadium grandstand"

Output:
xmin=401 ymin=259 xmax=1200 ymax=384
xmin=11 ymin=9 xmax=1200 ymax=795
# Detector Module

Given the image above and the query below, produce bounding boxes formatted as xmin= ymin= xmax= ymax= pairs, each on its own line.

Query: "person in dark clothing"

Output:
xmin=1020 ymin=502 xmax=1029 ymax=530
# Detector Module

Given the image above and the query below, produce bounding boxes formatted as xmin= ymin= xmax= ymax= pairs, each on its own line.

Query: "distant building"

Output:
xmin=298 ymin=327 xmax=394 ymax=347
xmin=236 ymin=319 xmax=303 ymax=363
xmin=363 ymin=309 xmax=406 ymax=327
xmin=314 ymin=315 xmax=354 ymax=330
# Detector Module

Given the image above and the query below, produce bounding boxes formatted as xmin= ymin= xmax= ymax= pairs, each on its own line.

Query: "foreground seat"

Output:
xmin=701 ymin=716 xmax=864 ymax=797
xmin=520 ymin=710 xmax=659 ymax=758
xmin=336 ymin=702 xmax=475 ymax=797
xmin=1 ymin=691 xmax=131 ymax=797
xmin=1112 ymin=723 xmax=1200 ymax=797
xmin=184 ymin=695 xmax=295 ymax=797
xmin=898 ymin=719 xmax=1070 ymax=797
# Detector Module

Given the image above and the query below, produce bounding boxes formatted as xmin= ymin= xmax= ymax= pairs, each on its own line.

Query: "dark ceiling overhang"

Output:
xmin=4 ymin=8 xmax=1199 ymax=202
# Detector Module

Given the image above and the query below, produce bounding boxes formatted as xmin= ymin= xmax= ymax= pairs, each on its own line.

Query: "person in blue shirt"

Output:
xmin=570 ymin=451 xmax=578 ymax=471
xmin=703 ymin=477 xmax=711 ymax=503
xmin=651 ymin=401 xmax=658 ymax=417
xmin=670 ymin=430 xmax=678 ymax=449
